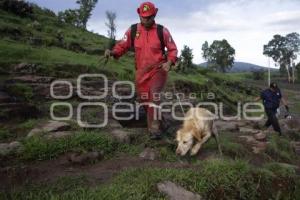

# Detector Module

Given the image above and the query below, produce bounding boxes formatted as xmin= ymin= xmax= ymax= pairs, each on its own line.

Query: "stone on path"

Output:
xmin=27 ymin=120 xmax=70 ymax=137
xmin=157 ymin=181 xmax=202 ymax=200
xmin=139 ymin=148 xmax=157 ymax=161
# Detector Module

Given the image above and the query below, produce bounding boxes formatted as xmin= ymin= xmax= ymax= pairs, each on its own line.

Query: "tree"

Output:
xmin=201 ymin=41 xmax=209 ymax=61
xmin=201 ymin=39 xmax=235 ymax=73
xmin=180 ymin=45 xmax=193 ymax=72
xmin=76 ymin=0 xmax=98 ymax=29
xmin=105 ymin=11 xmax=117 ymax=49
xmin=0 ymin=0 xmax=33 ymax=18
xmin=252 ymin=69 xmax=265 ymax=80
xmin=263 ymin=32 xmax=300 ymax=83
xmin=296 ymin=62 xmax=300 ymax=81
xmin=58 ymin=0 xmax=98 ymax=29
xmin=58 ymin=9 xmax=80 ymax=27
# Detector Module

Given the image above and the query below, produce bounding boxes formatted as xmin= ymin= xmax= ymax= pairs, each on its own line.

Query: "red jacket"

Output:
xmin=112 ymin=23 xmax=178 ymax=83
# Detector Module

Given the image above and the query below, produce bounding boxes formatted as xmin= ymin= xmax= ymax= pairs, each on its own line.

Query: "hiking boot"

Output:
xmin=148 ymin=119 xmax=164 ymax=140
xmin=160 ymin=115 xmax=172 ymax=133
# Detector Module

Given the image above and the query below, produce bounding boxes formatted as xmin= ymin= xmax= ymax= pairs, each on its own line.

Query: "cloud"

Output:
xmin=29 ymin=0 xmax=300 ymax=66
xmin=264 ymin=11 xmax=300 ymax=31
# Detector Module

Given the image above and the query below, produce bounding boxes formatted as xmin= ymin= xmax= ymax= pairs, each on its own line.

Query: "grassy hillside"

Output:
xmin=0 ymin=6 xmax=135 ymax=80
xmin=0 ymin=3 xmax=260 ymax=107
xmin=1 ymin=2 xmax=300 ymax=200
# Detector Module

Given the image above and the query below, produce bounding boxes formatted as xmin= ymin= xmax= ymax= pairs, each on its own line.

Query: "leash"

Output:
xmin=98 ymin=56 xmax=122 ymax=103
xmin=172 ymin=81 xmax=185 ymax=116
xmin=99 ymin=55 xmax=109 ymax=67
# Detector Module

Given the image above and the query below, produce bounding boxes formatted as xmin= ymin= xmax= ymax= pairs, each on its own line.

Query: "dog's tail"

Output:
xmin=212 ymin=121 xmax=223 ymax=156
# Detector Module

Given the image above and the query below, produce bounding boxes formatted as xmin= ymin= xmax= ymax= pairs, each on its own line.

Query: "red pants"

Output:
xmin=136 ymin=69 xmax=167 ymax=132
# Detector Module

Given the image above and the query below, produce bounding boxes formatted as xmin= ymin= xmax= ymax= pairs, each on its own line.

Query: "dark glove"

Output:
xmin=285 ymin=105 xmax=289 ymax=112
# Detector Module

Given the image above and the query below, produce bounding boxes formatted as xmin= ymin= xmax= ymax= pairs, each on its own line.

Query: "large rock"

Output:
xmin=10 ymin=75 xmax=54 ymax=84
xmin=238 ymin=135 xmax=257 ymax=143
xmin=229 ymin=120 xmax=251 ymax=127
xmin=252 ymin=142 xmax=268 ymax=154
xmin=290 ymin=141 xmax=300 ymax=155
xmin=67 ymin=151 xmax=104 ymax=165
xmin=139 ymin=148 xmax=158 ymax=161
xmin=214 ymin=120 xmax=239 ymax=131
xmin=106 ymin=118 xmax=123 ymax=129
xmin=239 ymin=127 xmax=260 ymax=134
xmin=110 ymin=129 xmax=131 ymax=144
xmin=115 ymin=86 xmax=133 ymax=97
xmin=45 ymin=131 xmax=74 ymax=140
xmin=27 ymin=120 xmax=71 ymax=137
xmin=253 ymin=132 xmax=267 ymax=141
xmin=33 ymin=82 xmax=76 ymax=99
xmin=157 ymin=181 xmax=202 ymax=200
xmin=280 ymin=118 xmax=300 ymax=131
xmin=250 ymin=120 xmax=266 ymax=129
xmin=0 ymin=141 xmax=22 ymax=156
xmin=238 ymin=135 xmax=268 ymax=154
xmin=215 ymin=120 xmax=265 ymax=131
xmin=13 ymin=63 xmax=37 ymax=74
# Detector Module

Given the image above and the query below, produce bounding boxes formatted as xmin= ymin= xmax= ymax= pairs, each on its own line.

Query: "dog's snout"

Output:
xmin=176 ymin=148 xmax=181 ymax=155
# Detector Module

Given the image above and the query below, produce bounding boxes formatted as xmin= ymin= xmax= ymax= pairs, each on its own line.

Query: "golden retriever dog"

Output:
xmin=175 ymin=107 xmax=222 ymax=156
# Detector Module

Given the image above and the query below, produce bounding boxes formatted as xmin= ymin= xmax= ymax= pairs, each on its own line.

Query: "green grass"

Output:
xmin=0 ymin=39 xmax=135 ymax=79
xmin=5 ymin=83 xmax=33 ymax=102
xmin=293 ymin=101 xmax=300 ymax=114
xmin=265 ymin=134 xmax=296 ymax=163
xmin=19 ymin=131 xmax=140 ymax=161
xmin=3 ymin=158 xmax=298 ymax=200
xmin=0 ymin=8 xmax=107 ymax=49
xmin=158 ymin=146 xmax=179 ymax=162
xmin=203 ymin=133 xmax=251 ymax=159
xmin=0 ymin=3 xmax=264 ymax=112
xmin=0 ymin=119 xmax=42 ymax=142
xmin=0 ymin=39 xmax=99 ymax=66
xmin=14 ymin=119 xmax=40 ymax=138
xmin=225 ymin=72 xmax=252 ymax=81
xmin=17 ymin=119 xmax=39 ymax=130
xmin=207 ymin=71 xmax=244 ymax=82
xmin=0 ymin=128 xmax=12 ymax=140
xmin=169 ymin=70 xmax=208 ymax=86
xmin=263 ymin=162 xmax=297 ymax=178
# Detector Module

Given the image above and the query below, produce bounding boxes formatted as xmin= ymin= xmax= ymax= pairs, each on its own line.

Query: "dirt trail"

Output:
xmin=0 ymin=153 xmax=195 ymax=191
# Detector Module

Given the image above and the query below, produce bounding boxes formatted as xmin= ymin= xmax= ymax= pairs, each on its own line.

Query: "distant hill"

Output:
xmin=199 ymin=62 xmax=279 ymax=72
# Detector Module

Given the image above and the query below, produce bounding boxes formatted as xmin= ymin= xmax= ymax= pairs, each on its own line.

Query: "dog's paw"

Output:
xmin=190 ymin=148 xmax=199 ymax=156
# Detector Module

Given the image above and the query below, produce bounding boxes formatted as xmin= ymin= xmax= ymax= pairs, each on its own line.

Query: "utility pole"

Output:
xmin=291 ymin=58 xmax=295 ymax=84
xmin=268 ymin=57 xmax=271 ymax=86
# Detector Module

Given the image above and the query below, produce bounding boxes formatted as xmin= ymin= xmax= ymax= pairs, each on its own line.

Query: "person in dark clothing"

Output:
xmin=255 ymin=82 xmax=289 ymax=135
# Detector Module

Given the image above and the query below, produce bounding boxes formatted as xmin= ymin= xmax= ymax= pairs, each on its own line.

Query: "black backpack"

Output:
xmin=130 ymin=23 xmax=165 ymax=55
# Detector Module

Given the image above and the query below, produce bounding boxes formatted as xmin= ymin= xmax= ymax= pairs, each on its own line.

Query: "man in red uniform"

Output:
xmin=105 ymin=2 xmax=178 ymax=139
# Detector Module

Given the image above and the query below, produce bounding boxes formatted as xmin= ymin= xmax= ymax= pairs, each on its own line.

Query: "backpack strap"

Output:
xmin=156 ymin=24 xmax=165 ymax=56
xmin=130 ymin=23 xmax=137 ymax=51
xmin=130 ymin=23 xmax=165 ymax=55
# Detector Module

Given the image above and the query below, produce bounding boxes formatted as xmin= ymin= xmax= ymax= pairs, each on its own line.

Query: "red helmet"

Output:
xmin=137 ymin=2 xmax=158 ymax=17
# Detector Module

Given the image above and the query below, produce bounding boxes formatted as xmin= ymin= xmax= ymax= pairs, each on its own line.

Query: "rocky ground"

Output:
xmin=1 ymin=63 xmax=300 ymax=199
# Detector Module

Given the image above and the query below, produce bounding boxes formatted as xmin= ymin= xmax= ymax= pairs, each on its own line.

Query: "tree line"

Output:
xmin=263 ymin=32 xmax=300 ymax=83
xmin=179 ymin=33 xmax=300 ymax=83
xmin=50 ymin=1 xmax=300 ymax=82
xmin=58 ymin=0 xmax=98 ymax=29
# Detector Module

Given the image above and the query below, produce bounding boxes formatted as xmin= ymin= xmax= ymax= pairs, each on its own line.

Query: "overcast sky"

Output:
xmin=28 ymin=0 xmax=300 ymax=67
